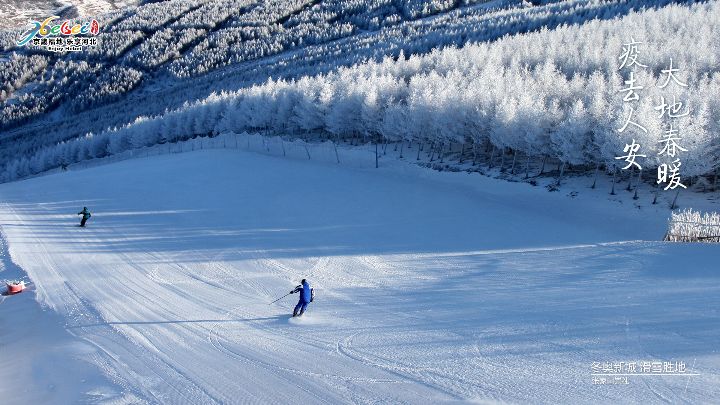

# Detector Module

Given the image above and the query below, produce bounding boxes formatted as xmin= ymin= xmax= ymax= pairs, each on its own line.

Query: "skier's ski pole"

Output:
xmin=269 ymin=292 xmax=291 ymax=305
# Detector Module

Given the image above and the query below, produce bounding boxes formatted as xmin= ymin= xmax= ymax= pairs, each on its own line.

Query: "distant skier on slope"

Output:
xmin=77 ymin=207 xmax=91 ymax=227
xmin=290 ymin=279 xmax=314 ymax=317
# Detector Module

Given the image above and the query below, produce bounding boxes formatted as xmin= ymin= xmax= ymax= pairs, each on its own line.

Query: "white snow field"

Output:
xmin=0 ymin=148 xmax=719 ymax=404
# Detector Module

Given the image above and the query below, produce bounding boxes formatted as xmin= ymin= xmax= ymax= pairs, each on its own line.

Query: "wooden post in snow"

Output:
xmin=556 ymin=161 xmax=566 ymax=186
xmin=626 ymin=166 xmax=634 ymax=191
xmin=670 ymin=188 xmax=681 ymax=209
xmin=653 ymin=185 xmax=661 ymax=204
xmin=525 ymin=155 xmax=531 ymax=179
xmin=375 ymin=141 xmax=379 ymax=168
xmin=591 ymin=163 xmax=600 ymax=189
xmin=633 ymin=170 xmax=642 ymax=199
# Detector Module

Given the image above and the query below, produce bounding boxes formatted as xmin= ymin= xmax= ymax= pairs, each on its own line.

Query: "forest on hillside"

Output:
xmin=0 ymin=0 xmax=717 ymax=186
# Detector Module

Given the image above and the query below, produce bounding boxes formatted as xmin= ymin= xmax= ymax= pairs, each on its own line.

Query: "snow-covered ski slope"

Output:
xmin=0 ymin=148 xmax=719 ymax=404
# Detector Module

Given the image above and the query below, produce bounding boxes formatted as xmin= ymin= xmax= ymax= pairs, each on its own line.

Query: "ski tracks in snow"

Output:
xmin=1 ymin=150 xmax=718 ymax=404
xmin=1 ymin=203 xmax=228 ymax=403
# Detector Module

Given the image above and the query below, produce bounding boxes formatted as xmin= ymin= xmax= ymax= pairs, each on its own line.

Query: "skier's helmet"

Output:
xmin=301 ymin=279 xmax=306 ymax=284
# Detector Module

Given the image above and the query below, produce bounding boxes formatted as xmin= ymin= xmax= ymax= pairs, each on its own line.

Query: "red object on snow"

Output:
xmin=6 ymin=281 xmax=24 ymax=294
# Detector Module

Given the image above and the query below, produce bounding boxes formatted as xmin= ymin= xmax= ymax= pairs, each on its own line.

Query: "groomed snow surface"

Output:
xmin=0 ymin=148 xmax=718 ymax=404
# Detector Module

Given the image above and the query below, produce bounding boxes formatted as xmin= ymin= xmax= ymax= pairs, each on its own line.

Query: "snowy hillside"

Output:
xmin=0 ymin=147 xmax=719 ymax=404
xmin=1 ymin=0 xmax=718 ymax=190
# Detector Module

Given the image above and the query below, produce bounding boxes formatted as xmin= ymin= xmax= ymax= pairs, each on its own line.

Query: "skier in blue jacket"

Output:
xmin=290 ymin=279 xmax=314 ymax=317
xmin=77 ymin=207 xmax=91 ymax=227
